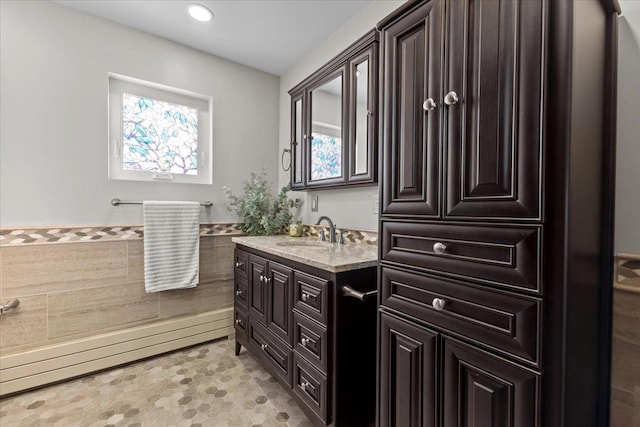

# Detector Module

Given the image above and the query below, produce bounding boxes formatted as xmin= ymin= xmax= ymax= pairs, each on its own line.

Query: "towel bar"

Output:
xmin=111 ymin=198 xmax=212 ymax=207
xmin=0 ymin=299 xmax=19 ymax=314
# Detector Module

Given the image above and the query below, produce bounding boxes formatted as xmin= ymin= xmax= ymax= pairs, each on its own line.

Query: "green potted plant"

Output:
xmin=223 ymin=167 xmax=302 ymax=236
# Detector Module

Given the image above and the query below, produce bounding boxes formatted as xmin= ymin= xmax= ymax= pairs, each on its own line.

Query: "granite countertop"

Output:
xmin=231 ymin=235 xmax=378 ymax=273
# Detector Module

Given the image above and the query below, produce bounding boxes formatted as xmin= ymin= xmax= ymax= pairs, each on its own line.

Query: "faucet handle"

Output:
xmin=319 ymin=229 xmax=326 ymax=242
xmin=338 ymin=230 xmax=346 ymax=245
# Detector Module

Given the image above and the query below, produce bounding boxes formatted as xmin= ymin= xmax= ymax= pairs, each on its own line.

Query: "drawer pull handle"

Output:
xmin=235 ymin=261 xmax=244 ymax=268
xmin=235 ymin=290 xmax=244 ymax=296
xmin=342 ymin=285 xmax=377 ymax=302
xmin=433 ymin=242 xmax=447 ymax=255
xmin=301 ymin=381 xmax=313 ymax=392
xmin=301 ymin=293 xmax=310 ymax=302
xmin=301 ymin=337 xmax=311 ymax=346
xmin=261 ymin=344 xmax=268 ymax=351
xmin=235 ymin=319 xmax=242 ymax=325
xmin=432 ymin=298 xmax=446 ymax=311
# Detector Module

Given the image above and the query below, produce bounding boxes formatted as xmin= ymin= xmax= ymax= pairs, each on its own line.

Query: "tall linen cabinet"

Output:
xmin=375 ymin=0 xmax=619 ymax=426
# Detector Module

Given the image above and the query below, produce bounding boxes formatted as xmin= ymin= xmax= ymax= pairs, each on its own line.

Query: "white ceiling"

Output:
xmin=54 ymin=0 xmax=372 ymax=76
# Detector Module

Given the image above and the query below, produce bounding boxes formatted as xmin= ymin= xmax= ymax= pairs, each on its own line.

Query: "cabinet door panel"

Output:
xmin=267 ymin=261 xmax=293 ymax=345
xmin=443 ymin=338 xmax=539 ymax=427
xmin=445 ymin=0 xmax=544 ymax=219
xmin=379 ymin=311 xmax=438 ymax=427
xmin=249 ymin=255 xmax=268 ymax=325
xmin=381 ymin=0 xmax=443 ymax=217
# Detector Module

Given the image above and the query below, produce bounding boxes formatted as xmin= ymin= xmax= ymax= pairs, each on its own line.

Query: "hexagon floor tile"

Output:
xmin=0 ymin=337 xmax=315 ymax=427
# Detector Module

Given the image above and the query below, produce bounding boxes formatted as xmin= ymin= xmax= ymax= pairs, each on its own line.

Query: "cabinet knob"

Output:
xmin=433 ymin=242 xmax=447 ymax=255
xmin=235 ymin=261 xmax=244 ymax=268
xmin=301 ymin=293 xmax=310 ymax=302
xmin=261 ymin=344 xmax=268 ymax=351
xmin=235 ymin=319 xmax=242 ymax=325
xmin=422 ymin=98 xmax=437 ymax=111
xmin=432 ymin=298 xmax=446 ymax=311
xmin=301 ymin=337 xmax=310 ymax=346
xmin=444 ymin=91 xmax=459 ymax=105
xmin=235 ymin=290 xmax=244 ymax=296
xmin=301 ymin=382 xmax=311 ymax=391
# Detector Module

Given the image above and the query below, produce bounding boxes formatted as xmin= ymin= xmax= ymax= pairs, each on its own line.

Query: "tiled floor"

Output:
xmin=0 ymin=337 xmax=313 ymax=427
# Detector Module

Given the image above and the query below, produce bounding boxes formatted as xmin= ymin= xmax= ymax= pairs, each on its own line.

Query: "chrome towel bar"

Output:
xmin=342 ymin=285 xmax=377 ymax=302
xmin=111 ymin=198 xmax=212 ymax=207
xmin=0 ymin=299 xmax=19 ymax=314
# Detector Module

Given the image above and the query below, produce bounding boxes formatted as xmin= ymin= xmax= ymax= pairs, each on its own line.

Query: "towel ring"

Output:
xmin=281 ymin=148 xmax=291 ymax=172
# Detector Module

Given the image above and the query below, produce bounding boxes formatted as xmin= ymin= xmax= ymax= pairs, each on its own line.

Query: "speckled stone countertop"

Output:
xmin=232 ymin=235 xmax=378 ymax=273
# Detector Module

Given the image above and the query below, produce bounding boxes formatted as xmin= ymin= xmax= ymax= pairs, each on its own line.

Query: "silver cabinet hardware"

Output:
xmin=0 ymin=299 xmax=19 ymax=315
xmin=261 ymin=344 xmax=268 ymax=350
xmin=432 ymin=298 xmax=446 ymax=311
xmin=235 ymin=261 xmax=244 ymax=268
xmin=433 ymin=242 xmax=447 ymax=254
xmin=301 ymin=381 xmax=312 ymax=392
xmin=235 ymin=290 xmax=244 ymax=296
xmin=444 ymin=91 xmax=459 ymax=105
xmin=301 ymin=293 xmax=310 ymax=302
xmin=301 ymin=338 xmax=310 ymax=346
xmin=235 ymin=319 xmax=242 ymax=325
xmin=423 ymin=98 xmax=437 ymax=111
xmin=342 ymin=285 xmax=377 ymax=302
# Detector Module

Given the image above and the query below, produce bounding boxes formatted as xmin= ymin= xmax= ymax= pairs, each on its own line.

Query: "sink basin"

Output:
xmin=275 ymin=241 xmax=331 ymax=249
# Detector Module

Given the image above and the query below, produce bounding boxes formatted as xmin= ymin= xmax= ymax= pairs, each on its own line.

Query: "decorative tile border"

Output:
xmin=302 ymin=224 xmax=377 ymax=246
xmin=0 ymin=224 xmax=243 ymax=246
xmin=615 ymin=253 xmax=640 ymax=294
xmin=0 ymin=223 xmax=378 ymax=247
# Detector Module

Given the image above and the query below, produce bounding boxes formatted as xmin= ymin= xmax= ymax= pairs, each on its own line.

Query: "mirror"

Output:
xmin=310 ymin=74 xmax=343 ymax=181
xmin=354 ymin=59 xmax=369 ymax=175
xmin=293 ymin=98 xmax=302 ymax=184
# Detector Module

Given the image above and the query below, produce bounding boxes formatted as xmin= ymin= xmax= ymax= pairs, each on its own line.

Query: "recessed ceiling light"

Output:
xmin=188 ymin=4 xmax=213 ymax=22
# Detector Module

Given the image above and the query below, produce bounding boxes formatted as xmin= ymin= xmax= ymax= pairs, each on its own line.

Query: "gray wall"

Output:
xmin=616 ymin=1 xmax=640 ymax=253
xmin=0 ymin=1 xmax=280 ymax=227
xmin=278 ymin=0 xmax=405 ymax=231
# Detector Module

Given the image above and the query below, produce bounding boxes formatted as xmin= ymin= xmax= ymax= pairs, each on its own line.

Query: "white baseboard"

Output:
xmin=0 ymin=308 xmax=233 ymax=396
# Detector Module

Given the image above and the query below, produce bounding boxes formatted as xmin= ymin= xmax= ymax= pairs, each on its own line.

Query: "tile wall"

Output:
xmin=610 ymin=253 xmax=640 ymax=426
xmin=0 ymin=224 xmax=241 ymax=355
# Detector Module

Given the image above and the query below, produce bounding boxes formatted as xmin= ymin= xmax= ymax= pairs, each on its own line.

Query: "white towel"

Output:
xmin=143 ymin=201 xmax=200 ymax=293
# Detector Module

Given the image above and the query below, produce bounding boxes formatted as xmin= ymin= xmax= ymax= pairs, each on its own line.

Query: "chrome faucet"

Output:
xmin=316 ymin=216 xmax=336 ymax=243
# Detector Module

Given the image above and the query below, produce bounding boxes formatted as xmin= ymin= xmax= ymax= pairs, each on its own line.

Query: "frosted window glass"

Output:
xmin=311 ymin=133 xmax=341 ymax=180
xmin=122 ymin=93 xmax=199 ymax=175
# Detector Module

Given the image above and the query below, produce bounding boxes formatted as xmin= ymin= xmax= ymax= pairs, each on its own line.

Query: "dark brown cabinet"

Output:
xmin=377 ymin=0 xmax=619 ymax=426
xmin=289 ymin=30 xmax=379 ymax=190
xmin=234 ymin=246 xmax=377 ymax=427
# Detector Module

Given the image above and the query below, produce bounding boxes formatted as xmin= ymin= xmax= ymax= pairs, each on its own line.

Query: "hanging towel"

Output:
xmin=143 ymin=201 xmax=200 ymax=293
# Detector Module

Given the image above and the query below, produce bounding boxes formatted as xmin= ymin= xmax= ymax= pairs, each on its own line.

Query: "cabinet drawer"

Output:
xmin=293 ymin=312 xmax=328 ymax=374
xmin=293 ymin=352 xmax=329 ymax=424
xmin=234 ymin=308 xmax=248 ymax=338
xmin=380 ymin=266 xmax=541 ymax=365
xmin=248 ymin=319 xmax=292 ymax=387
xmin=293 ymin=271 xmax=330 ymax=326
xmin=381 ymin=220 xmax=541 ymax=293
xmin=234 ymin=249 xmax=249 ymax=278
xmin=234 ymin=278 xmax=248 ymax=310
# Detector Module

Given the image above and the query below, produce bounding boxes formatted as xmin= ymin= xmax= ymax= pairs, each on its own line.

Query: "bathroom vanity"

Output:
xmin=232 ymin=236 xmax=377 ymax=427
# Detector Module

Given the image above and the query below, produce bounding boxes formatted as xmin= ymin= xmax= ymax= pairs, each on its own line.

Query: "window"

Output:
xmin=108 ymin=73 xmax=212 ymax=184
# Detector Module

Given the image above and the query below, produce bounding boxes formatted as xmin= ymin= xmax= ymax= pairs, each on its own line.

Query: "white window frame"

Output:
xmin=108 ymin=73 xmax=213 ymax=184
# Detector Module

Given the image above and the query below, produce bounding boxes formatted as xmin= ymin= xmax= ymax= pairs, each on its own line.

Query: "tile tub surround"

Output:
xmin=231 ymin=235 xmax=378 ymax=273
xmin=0 ymin=338 xmax=313 ymax=427
xmin=0 ymin=234 xmax=235 ymax=354
xmin=611 ymin=253 xmax=640 ymax=427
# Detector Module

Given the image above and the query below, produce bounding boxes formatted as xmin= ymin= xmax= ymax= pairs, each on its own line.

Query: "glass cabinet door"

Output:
xmin=349 ymin=45 xmax=377 ymax=183
xmin=290 ymin=95 xmax=304 ymax=188
xmin=308 ymin=69 xmax=346 ymax=185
